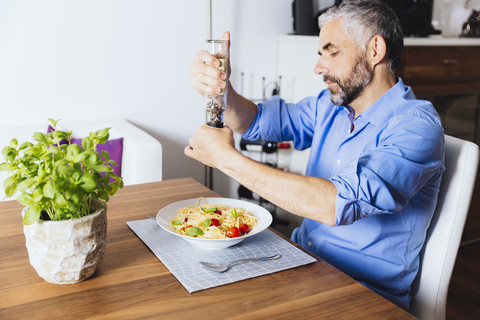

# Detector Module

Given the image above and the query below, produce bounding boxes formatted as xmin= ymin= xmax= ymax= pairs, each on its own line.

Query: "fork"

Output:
xmin=199 ymin=254 xmax=282 ymax=272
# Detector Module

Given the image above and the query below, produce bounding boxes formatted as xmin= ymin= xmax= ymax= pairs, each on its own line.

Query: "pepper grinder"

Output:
xmin=205 ymin=39 xmax=228 ymax=128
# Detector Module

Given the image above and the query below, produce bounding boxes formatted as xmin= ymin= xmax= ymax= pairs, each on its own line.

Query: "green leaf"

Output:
xmin=43 ymin=180 xmax=55 ymax=199
xmin=83 ymin=151 xmax=101 ymax=166
xmin=48 ymin=118 xmax=59 ymax=128
xmin=1 ymin=146 xmax=10 ymax=157
xmin=23 ymin=205 xmax=41 ymax=225
xmin=17 ymin=193 xmax=33 ymax=206
xmin=53 ymin=193 xmax=68 ymax=208
xmin=52 ymin=131 xmax=69 ymax=144
xmin=66 ymin=144 xmax=83 ymax=161
xmin=33 ymin=132 xmax=48 ymax=144
xmin=101 ymin=150 xmax=110 ymax=161
xmin=32 ymin=187 xmax=44 ymax=202
xmin=18 ymin=142 xmax=33 ymax=151
xmin=9 ymin=139 xmax=18 ymax=148
xmin=2 ymin=146 xmax=16 ymax=162
xmin=107 ymin=183 xmax=119 ymax=196
xmin=95 ymin=128 xmax=110 ymax=144
xmin=82 ymin=137 xmax=94 ymax=151
xmin=72 ymin=171 xmax=81 ymax=181
xmin=53 ymin=178 xmax=68 ymax=191
xmin=171 ymin=218 xmax=185 ymax=225
xmin=231 ymin=208 xmax=238 ymax=218
xmin=80 ymin=173 xmax=97 ymax=192
xmin=17 ymin=178 xmax=36 ymax=192
xmin=0 ymin=162 xmax=8 ymax=171
xmin=107 ymin=159 xmax=118 ymax=167
xmin=202 ymin=219 xmax=212 ymax=229
xmin=65 ymin=185 xmax=82 ymax=204
xmin=4 ymin=175 xmax=18 ymax=193
xmin=100 ymin=189 xmax=110 ymax=202
xmin=90 ymin=164 xmax=113 ymax=173
xmin=185 ymin=226 xmax=204 ymax=237
xmin=47 ymin=146 xmax=62 ymax=155
xmin=56 ymin=163 xmax=74 ymax=176
xmin=23 ymin=144 xmax=42 ymax=156
xmin=201 ymin=207 xmax=217 ymax=213
xmin=74 ymin=151 xmax=89 ymax=163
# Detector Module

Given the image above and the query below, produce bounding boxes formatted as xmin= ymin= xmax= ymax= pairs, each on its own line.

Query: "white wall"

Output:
xmin=0 ymin=0 xmax=292 ymax=197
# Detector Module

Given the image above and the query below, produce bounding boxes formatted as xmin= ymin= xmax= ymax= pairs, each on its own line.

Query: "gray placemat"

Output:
xmin=127 ymin=218 xmax=317 ymax=293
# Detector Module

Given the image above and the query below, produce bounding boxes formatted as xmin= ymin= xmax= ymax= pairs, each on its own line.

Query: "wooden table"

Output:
xmin=0 ymin=178 xmax=414 ymax=319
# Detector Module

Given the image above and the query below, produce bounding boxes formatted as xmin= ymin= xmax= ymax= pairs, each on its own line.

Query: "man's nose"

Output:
xmin=314 ymin=57 xmax=328 ymax=76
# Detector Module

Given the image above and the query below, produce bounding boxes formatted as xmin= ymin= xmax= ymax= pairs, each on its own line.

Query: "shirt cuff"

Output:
xmin=331 ymin=176 xmax=390 ymax=225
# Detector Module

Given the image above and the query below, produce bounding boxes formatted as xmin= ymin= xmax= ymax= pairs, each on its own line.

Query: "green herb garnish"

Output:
xmin=171 ymin=218 xmax=185 ymax=226
xmin=185 ymin=226 xmax=204 ymax=236
xmin=202 ymin=219 xmax=212 ymax=229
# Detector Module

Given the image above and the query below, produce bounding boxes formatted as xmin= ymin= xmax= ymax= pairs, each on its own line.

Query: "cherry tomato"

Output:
xmin=211 ymin=218 xmax=220 ymax=226
xmin=227 ymin=227 xmax=241 ymax=238
xmin=239 ymin=223 xmax=250 ymax=234
xmin=214 ymin=210 xmax=222 ymax=215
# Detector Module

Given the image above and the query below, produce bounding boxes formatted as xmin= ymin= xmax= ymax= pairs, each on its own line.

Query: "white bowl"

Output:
xmin=156 ymin=197 xmax=272 ymax=250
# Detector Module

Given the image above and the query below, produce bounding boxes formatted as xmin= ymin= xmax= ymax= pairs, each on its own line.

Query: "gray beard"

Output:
xmin=325 ymin=56 xmax=373 ymax=106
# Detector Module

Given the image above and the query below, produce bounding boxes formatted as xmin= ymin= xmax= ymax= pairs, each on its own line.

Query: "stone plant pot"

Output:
xmin=22 ymin=201 xmax=107 ymax=284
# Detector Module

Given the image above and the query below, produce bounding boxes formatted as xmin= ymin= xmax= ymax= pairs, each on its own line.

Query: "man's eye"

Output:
xmin=330 ymin=51 xmax=339 ymax=57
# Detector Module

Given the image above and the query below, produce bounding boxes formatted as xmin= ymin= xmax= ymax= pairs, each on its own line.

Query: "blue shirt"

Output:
xmin=242 ymin=79 xmax=445 ymax=310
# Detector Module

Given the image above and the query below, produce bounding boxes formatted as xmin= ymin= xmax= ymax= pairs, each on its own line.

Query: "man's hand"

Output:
xmin=184 ymin=124 xmax=238 ymax=169
xmin=190 ymin=31 xmax=230 ymax=97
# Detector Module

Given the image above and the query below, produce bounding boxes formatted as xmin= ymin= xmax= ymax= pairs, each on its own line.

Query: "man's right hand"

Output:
xmin=190 ymin=31 xmax=257 ymax=134
xmin=190 ymin=31 xmax=230 ymax=97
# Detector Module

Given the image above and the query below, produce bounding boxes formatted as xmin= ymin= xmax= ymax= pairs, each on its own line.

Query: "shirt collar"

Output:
xmin=339 ymin=78 xmax=412 ymax=128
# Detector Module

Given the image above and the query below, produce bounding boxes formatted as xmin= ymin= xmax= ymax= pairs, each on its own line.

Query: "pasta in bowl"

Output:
xmin=156 ymin=197 xmax=273 ymax=249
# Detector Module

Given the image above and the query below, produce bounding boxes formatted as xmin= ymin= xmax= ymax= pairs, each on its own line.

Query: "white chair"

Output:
xmin=0 ymin=118 xmax=162 ymax=200
xmin=410 ymin=134 xmax=479 ymax=320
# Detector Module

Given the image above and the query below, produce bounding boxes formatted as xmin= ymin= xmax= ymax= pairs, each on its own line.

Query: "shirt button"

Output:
xmin=307 ymin=241 xmax=312 ymax=247
xmin=336 ymin=159 xmax=341 ymax=166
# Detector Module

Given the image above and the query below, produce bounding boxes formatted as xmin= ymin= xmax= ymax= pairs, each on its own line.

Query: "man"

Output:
xmin=187 ymin=0 xmax=444 ymax=311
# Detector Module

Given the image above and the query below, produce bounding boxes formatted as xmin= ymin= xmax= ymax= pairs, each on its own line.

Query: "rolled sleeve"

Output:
xmin=330 ymin=114 xmax=444 ymax=226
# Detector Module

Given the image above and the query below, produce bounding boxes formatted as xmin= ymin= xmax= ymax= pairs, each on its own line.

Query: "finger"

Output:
xmin=191 ymin=63 xmax=226 ymax=94
xmin=184 ymin=145 xmax=193 ymax=157
xmin=191 ymin=73 xmax=225 ymax=95
xmin=194 ymin=50 xmax=220 ymax=68
xmin=221 ymin=31 xmax=231 ymax=76
xmin=191 ymin=62 xmax=224 ymax=81
xmin=222 ymin=31 xmax=230 ymax=43
xmin=191 ymin=54 xmax=226 ymax=84
xmin=223 ymin=125 xmax=233 ymax=135
xmin=191 ymin=50 xmax=227 ymax=95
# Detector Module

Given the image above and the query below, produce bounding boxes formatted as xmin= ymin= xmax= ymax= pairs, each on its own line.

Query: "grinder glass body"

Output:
xmin=205 ymin=39 xmax=228 ymax=128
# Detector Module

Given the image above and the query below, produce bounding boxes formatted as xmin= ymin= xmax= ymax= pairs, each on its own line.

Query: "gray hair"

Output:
xmin=318 ymin=0 xmax=403 ymax=74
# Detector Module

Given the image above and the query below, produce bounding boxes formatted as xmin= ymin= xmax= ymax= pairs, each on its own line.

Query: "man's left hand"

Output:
xmin=184 ymin=124 xmax=237 ymax=169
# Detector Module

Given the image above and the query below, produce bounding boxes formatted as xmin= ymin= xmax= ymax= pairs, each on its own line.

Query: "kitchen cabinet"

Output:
xmin=396 ymin=37 xmax=480 ymax=141
xmin=396 ymin=45 xmax=480 ymax=95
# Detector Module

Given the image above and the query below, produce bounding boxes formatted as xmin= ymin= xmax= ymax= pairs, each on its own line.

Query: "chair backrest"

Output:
xmin=411 ymin=134 xmax=479 ymax=320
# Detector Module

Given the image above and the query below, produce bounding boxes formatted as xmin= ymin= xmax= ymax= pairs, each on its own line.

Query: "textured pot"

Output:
xmin=22 ymin=201 xmax=107 ymax=284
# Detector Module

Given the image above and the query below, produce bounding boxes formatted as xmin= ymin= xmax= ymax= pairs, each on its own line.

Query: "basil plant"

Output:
xmin=0 ymin=119 xmax=124 ymax=224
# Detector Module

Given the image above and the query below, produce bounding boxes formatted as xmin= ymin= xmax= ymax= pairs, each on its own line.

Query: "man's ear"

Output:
xmin=367 ymin=35 xmax=387 ymax=68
